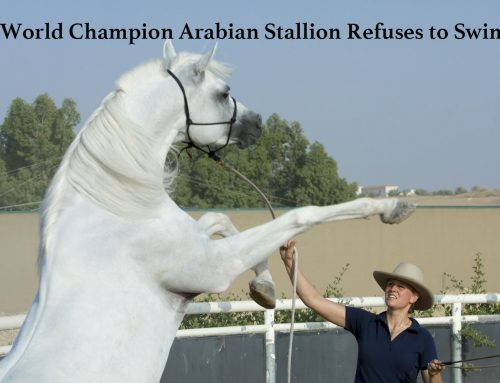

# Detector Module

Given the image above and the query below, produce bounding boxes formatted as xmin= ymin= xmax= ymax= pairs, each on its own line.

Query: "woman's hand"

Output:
xmin=279 ymin=240 xmax=296 ymax=266
xmin=427 ymin=359 xmax=445 ymax=380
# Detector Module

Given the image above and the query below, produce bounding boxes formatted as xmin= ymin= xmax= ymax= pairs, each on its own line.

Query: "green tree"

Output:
xmin=173 ymin=114 xmax=357 ymax=208
xmin=0 ymin=158 xmax=14 ymax=204
xmin=0 ymin=94 xmax=79 ymax=209
xmin=293 ymin=142 xmax=355 ymax=205
xmin=432 ymin=189 xmax=453 ymax=196
xmin=53 ymin=99 xmax=80 ymax=152
xmin=414 ymin=188 xmax=429 ymax=196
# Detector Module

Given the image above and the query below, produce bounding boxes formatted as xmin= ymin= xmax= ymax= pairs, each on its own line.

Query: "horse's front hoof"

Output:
xmin=249 ymin=278 xmax=276 ymax=309
xmin=380 ymin=200 xmax=416 ymax=224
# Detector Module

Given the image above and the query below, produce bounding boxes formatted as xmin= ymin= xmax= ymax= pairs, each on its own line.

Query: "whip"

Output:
xmin=442 ymin=353 xmax=500 ymax=370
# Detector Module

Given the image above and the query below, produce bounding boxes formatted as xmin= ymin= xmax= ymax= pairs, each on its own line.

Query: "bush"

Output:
xmin=179 ymin=292 xmax=264 ymax=329
xmin=439 ymin=253 xmax=498 ymax=352
xmin=441 ymin=253 xmax=500 ymax=316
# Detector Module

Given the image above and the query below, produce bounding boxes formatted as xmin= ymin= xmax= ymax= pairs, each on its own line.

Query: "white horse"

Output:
xmin=0 ymin=41 xmax=414 ymax=383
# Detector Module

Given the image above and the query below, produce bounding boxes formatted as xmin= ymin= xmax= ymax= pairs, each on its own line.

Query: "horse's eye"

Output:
xmin=221 ymin=86 xmax=231 ymax=100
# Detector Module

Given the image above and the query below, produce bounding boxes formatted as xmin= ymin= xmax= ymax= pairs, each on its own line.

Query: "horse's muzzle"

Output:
xmin=234 ymin=112 xmax=262 ymax=149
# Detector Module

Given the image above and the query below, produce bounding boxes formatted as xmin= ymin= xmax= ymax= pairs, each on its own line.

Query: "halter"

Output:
xmin=167 ymin=69 xmax=237 ymax=160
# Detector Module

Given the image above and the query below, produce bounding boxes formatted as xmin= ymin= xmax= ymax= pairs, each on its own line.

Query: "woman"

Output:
xmin=280 ymin=240 xmax=444 ymax=383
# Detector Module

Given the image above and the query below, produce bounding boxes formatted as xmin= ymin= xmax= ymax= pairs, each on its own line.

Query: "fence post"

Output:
xmin=451 ymin=302 xmax=463 ymax=383
xmin=264 ymin=309 xmax=276 ymax=383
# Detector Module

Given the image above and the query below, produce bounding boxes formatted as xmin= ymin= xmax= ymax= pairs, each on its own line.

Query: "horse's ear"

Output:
xmin=163 ymin=40 xmax=177 ymax=70
xmin=194 ymin=42 xmax=218 ymax=75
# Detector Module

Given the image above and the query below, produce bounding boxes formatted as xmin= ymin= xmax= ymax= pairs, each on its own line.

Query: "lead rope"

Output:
xmin=288 ymin=245 xmax=299 ymax=383
xmin=213 ymin=157 xmax=298 ymax=383
xmin=167 ymin=70 xmax=298 ymax=378
xmin=168 ymin=65 xmax=294 ymax=381
xmin=215 ymin=158 xmax=275 ymax=220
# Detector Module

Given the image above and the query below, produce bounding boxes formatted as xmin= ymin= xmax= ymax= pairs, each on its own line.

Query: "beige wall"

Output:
xmin=1 ymin=206 xmax=499 ymax=315
xmin=0 ymin=213 xmax=40 ymax=315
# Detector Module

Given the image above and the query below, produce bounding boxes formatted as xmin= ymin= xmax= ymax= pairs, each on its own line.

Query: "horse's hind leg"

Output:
xmin=197 ymin=213 xmax=276 ymax=308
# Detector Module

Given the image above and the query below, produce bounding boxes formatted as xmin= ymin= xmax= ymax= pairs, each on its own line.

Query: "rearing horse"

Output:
xmin=0 ymin=41 xmax=414 ymax=383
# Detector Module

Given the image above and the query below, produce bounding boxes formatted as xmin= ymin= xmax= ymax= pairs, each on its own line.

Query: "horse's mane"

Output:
xmin=38 ymin=93 xmax=170 ymax=263
xmin=39 ymin=52 xmax=232 ymax=263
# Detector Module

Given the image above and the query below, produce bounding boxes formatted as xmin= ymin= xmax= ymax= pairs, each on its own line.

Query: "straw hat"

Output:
xmin=373 ymin=262 xmax=434 ymax=310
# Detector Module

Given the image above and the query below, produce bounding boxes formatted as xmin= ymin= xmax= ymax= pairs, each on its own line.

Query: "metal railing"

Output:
xmin=1 ymin=294 xmax=499 ymax=383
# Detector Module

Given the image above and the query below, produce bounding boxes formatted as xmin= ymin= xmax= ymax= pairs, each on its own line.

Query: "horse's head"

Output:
xmin=162 ymin=41 xmax=262 ymax=151
xmin=116 ymin=41 xmax=261 ymax=152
